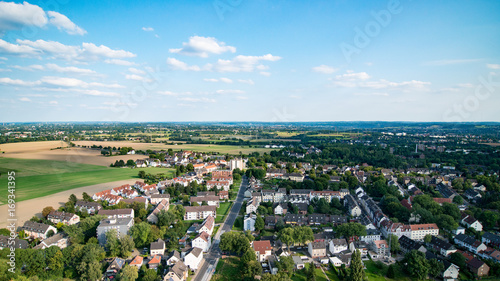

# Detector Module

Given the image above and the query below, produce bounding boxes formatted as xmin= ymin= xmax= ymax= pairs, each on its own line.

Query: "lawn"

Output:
xmin=216 ymin=202 xmax=233 ymax=223
xmin=0 ymin=158 xmax=174 ymax=204
xmin=211 ymin=257 xmax=241 ymax=281
xmin=363 ymin=260 xmax=411 ymax=281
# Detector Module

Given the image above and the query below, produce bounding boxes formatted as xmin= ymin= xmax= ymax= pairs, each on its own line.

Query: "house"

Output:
xmin=308 ymin=214 xmax=331 ymax=225
xmin=253 ymin=240 xmax=272 ymax=262
xmin=344 ymin=195 xmax=362 ymax=217
xmin=147 ymin=199 xmax=170 ymax=224
xmin=184 ymin=247 xmax=203 ymax=270
xmin=291 ymin=202 xmax=308 ymax=215
xmin=266 ymin=168 xmax=285 ymax=179
xmin=97 ymin=218 xmax=134 ymax=245
xmin=467 ymin=258 xmax=489 ymax=277
xmin=308 ymin=241 xmax=327 ymax=258
xmin=74 ymin=201 xmax=102 ymax=214
xmin=360 ymin=229 xmax=381 ymax=244
xmin=190 ymin=195 xmax=220 ymax=207
xmin=98 ymin=208 xmax=135 ymax=219
xmin=246 ymin=199 xmax=259 ymax=214
xmin=166 ymin=250 xmax=181 ymax=266
xmin=482 ymin=232 xmax=500 ymax=248
xmin=292 ymin=256 xmax=305 ymax=270
xmin=398 ymin=235 xmax=426 ymax=254
xmin=150 ymin=239 xmax=165 ymax=256
xmin=206 ymin=180 xmax=231 ymax=191
xmin=121 ymin=197 xmax=149 ymax=209
xmin=21 ymin=221 xmax=57 ymax=240
xmin=460 ymin=214 xmax=483 ymax=232
xmin=148 ymin=255 xmax=161 ymax=269
xmin=464 ymin=189 xmax=481 ymax=201
xmin=129 ymin=256 xmax=143 ymax=269
xmin=198 ymin=215 xmax=215 ymax=236
xmin=430 ymin=236 xmax=457 ymax=256
xmin=244 ymin=214 xmax=256 ymax=232
xmin=329 ymin=239 xmax=348 ymax=254
xmin=370 ymin=240 xmax=389 ymax=257
xmin=349 ymin=241 xmax=369 ymax=257
xmin=33 ymin=233 xmax=68 ymax=249
xmin=454 ymin=234 xmax=487 ymax=254
xmin=192 ymin=232 xmax=211 ymax=252
xmin=329 ymin=256 xmax=344 ymax=267
xmin=47 ymin=211 xmax=80 ymax=225
xmin=274 ymin=203 xmax=287 ymax=215
xmin=285 ymin=173 xmax=305 ymax=182
xmin=410 ymin=223 xmax=439 ymax=241
xmin=184 ymin=206 xmax=217 ymax=220
xmin=0 ymin=235 xmax=28 ymax=250
xmin=165 ymin=260 xmax=188 ymax=281
xmin=442 ymin=261 xmax=460 ymax=281
xmin=150 ymin=194 xmax=170 ymax=205
xmin=330 ymin=215 xmax=348 ymax=226
xmin=104 ymin=257 xmax=125 ymax=281
xmin=284 ymin=214 xmax=306 ymax=226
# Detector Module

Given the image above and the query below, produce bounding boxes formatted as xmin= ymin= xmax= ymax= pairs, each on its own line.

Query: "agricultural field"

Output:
xmin=74 ymin=141 xmax=276 ymax=154
xmin=0 ymin=158 xmax=174 ymax=204
xmin=309 ymin=132 xmax=363 ymax=138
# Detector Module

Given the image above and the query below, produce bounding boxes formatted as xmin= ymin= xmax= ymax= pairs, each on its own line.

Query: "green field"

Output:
xmin=162 ymin=144 xmax=275 ymax=154
xmin=0 ymin=158 xmax=174 ymax=204
xmin=216 ymin=202 xmax=233 ymax=223
xmin=211 ymin=257 xmax=240 ymax=281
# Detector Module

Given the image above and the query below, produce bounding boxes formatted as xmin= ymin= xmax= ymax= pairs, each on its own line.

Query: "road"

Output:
xmin=193 ymin=176 xmax=248 ymax=281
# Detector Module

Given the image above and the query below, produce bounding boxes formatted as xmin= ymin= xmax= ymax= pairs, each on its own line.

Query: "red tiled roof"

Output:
xmin=253 ymin=240 xmax=272 ymax=254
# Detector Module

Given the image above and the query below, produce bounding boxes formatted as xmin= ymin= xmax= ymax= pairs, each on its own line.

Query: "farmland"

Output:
xmin=0 ymin=158 xmax=174 ymax=204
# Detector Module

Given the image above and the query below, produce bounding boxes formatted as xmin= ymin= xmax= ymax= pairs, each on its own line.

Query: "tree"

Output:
xmin=278 ymin=227 xmax=295 ymax=251
xmin=336 ymin=223 xmax=367 ymax=239
xmin=41 ymin=206 xmax=56 ymax=219
xmin=450 ymin=252 xmax=466 ymax=269
xmin=142 ymin=269 xmax=157 ymax=281
xmin=241 ymin=248 xmax=257 ymax=265
xmin=157 ymin=210 xmax=176 ymax=228
xmin=187 ymin=163 xmax=194 ymax=171
xmin=276 ymin=256 xmax=294 ymax=277
xmin=126 ymin=159 xmax=136 ymax=167
xmin=138 ymin=170 xmax=146 ymax=179
xmin=119 ymin=235 xmax=135 ymax=257
xmin=69 ymin=194 xmax=77 ymax=204
xmin=78 ymin=260 xmax=102 ymax=281
xmin=386 ymin=264 xmax=396 ymax=279
xmin=388 ymin=235 xmax=400 ymax=254
xmin=423 ymin=234 xmax=432 ymax=244
xmin=105 ymin=229 xmax=120 ymax=256
xmin=436 ymin=214 xmax=458 ymax=231
xmin=119 ymin=264 xmax=138 ymax=281
xmin=307 ymin=262 xmax=316 ymax=281
xmin=82 ymin=192 xmax=92 ymax=202
xmin=255 ymin=216 xmax=265 ymax=232
xmin=130 ymin=222 xmax=151 ymax=248
xmin=243 ymin=260 xmax=262 ymax=278
xmin=453 ymin=195 xmax=464 ymax=205
xmin=348 ymin=249 xmax=365 ymax=281
xmin=428 ymin=258 xmax=444 ymax=278
xmin=404 ymin=250 xmax=429 ymax=280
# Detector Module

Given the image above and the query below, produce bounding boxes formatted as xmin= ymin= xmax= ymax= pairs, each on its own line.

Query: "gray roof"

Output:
xmin=150 ymin=239 xmax=165 ymax=250
xmin=21 ymin=221 xmax=52 ymax=234
xmin=99 ymin=217 xmax=133 ymax=227
xmin=0 ymin=235 xmax=28 ymax=249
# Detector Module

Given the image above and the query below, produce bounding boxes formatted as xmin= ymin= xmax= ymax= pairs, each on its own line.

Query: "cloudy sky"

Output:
xmin=0 ymin=0 xmax=499 ymax=122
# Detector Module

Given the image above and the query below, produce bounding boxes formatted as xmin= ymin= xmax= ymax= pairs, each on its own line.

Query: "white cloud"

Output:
xmin=260 ymin=71 xmax=271 ymax=76
xmin=238 ymin=79 xmax=254 ymax=85
xmin=45 ymin=63 xmax=97 ymax=75
xmin=169 ymin=36 xmax=236 ymax=57
xmin=216 ymin=89 xmax=245 ymax=94
xmin=177 ymin=97 xmax=215 ymax=103
xmin=125 ymin=74 xmax=151 ymax=82
xmin=0 ymin=2 xmax=85 ymax=36
xmin=142 ymin=27 xmax=154 ymax=32
xmin=423 ymin=59 xmax=481 ymax=66
xmin=219 ymin=77 xmax=233 ymax=83
xmin=128 ymin=68 xmax=145 ymax=75
xmin=8 ymin=39 xmax=135 ymax=61
xmin=19 ymin=97 xmax=31 ymax=102
xmin=0 ymin=39 xmax=39 ymax=56
xmin=0 ymin=57 xmax=7 ymax=60
xmin=330 ymin=71 xmax=430 ymax=91
xmin=0 ymin=69 xmax=11 ymax=72
xmin=0 ymin=2 xmax=47 ymax=30
xmin=79 ymin=89 xmax=120 ymax=97
xmin=236 ymin=96 xmax=248 ymax=100
xmin=335 ymin=71 xmax=371 ymax=81
xmin=166 ymin=58 xmax=201 ymax=71
xmin=487 ymin=64 xmax=500 ymax=70
xmin=0 ymin=77 xmax=39 ymax=86
xmin=212 ymin=54 xmax=281 ymax=73
xmin=47 ymin=11 xmax=86 ymax=35
xmin=312 ymin=65 xmax=337 ymax=74
xmin=10 ymin=64 xmax=44 ymax=71
xmin=40 ymin=76 xmax=85 ymax=87
xmin=157 ymin=91 xmax=192 ymax=97
xmin=203 ymin=78 xmax=219 ymax=82
xmin=49 ymin=100 xmax=58 ymax=105
xmin=104 ymin=59 xmax=136 ymax=66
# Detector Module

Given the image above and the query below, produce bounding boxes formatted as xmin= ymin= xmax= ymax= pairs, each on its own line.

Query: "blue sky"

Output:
xmin=0 ymin=0 xmax=499 ymax=122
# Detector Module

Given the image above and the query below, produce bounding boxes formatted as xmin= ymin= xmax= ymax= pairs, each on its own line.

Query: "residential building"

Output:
xmin=104 ymin=258 xmax=125 ymax=281
xmin=360 ymin=229 xmax=381 ymax=244
xmin=190 ymin=195 xmax=220 ymax=207
xmin=47 ymin=211 xmax=80 ymax=225
xmin=410 ymin=223 xmax=439 ymax=241
xmin=166 ymin=250 xmax=181 ymax=266
xmin=308 ymin=241 xmax=327 ymax=258
xmin=344 ymin=194 xmax=362 ymax=217
xmin=150 ymin=239 xmax=165 ymax=256
xmin=430 ymin=236 xmax=457 ymax=256
xmin=399 ymin=235 xmax=426 ymax=254
xmin=21 ymin=221 xmax=57 ymax=240
xmin=0 ymin=235 xmax=28 ymax=250
xmin=192 ymin=231 xmax=211 ymax=252
xmin=454 ymin=234 xmax=487 ymax=254
xmin=150 ymin=194 xmax=170 ymax=205
xmin=467 ymin=258 xmax=489 ymax=277
xmin=253 ymin=240 xmax=272 ymax=262
xmin=184 ymin=206 xmax=217 ymax=220
xmin=148 ymin=255 xmax=161 ymax=269
xmin=147 ymin=199 xmax=169 ymax=224
xmin=442 ymin=261 xmax=460 ymax=281
xmin=460 ymin=214 xmax=483 ymax=232
xmin=98 ymin=208 xmax=134 ymax=219
xmin=482 ymin=232 xmax=500 ymax=248
xmin=33 ymin=233 xmax=68 ymax=250
xmin=96 ymin=218 xmax=134 ymax=245
xmin=329 ymin=239 xmax=348 ymax=254
xmin=129 ymin=256 xmax=143 ymax=269
xmin=198 ymin=215 xmax=215 ymax=236
xmin=246 ymin=199 xmax=259 ymax=214
xmin=74 ymin=201 xmax=101 ymax=214
xmin=165 ymin=261 xmax=188 ymax=281
xmin=244 ymin=214 xmax=256 ymax=232
xmin=370 ymin=240 xmax=389 ymax=257
xmin=184 ymin=247 xmax=203 ymax=270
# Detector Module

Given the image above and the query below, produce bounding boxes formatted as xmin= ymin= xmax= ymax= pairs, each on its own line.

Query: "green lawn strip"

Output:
xmin=315 ymin=268 xmax=329 ymax=281
xmin=0 ymin=159 xmax=173 ymax=204
xmin=211 ymin=257 xmax=240 ymax=281
xmin=0 ymin=157 xmax=105 ymax=177
xmin=217 ymin=202 xmax=233 ymax=216
xmin=291 ymin=269 xmax=308 ymax=281
xmin=324 ymin=267 xmax=341 ymax=281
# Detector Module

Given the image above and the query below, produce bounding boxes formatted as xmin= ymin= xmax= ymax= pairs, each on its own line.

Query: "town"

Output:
xmin=0 ymin=122 xmax=499 ymax=281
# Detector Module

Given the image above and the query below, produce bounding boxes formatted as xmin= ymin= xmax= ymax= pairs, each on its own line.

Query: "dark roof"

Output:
xmin=21 ymin=221 xmax=52 ymax=233
xmin=483 ymin=232 xmax=500 ymax=244
xmin=187 ymin=247 xmax=203 ymax=258
xmin=75 ymin=200 xmax=101 ymax=208
xmin=399 ymin=235 xmax=424 ymax=251
xmin=467 ymin=257 xmax=486 ymax=269
xmin=0 ymin=235 xmax=28 ymax=249
xmin=47 ymin=211 xmax=77 ymax=221
xmin=431 ymin=236 xmax=455 ymax=251
xmin=150 ymin=239 xmax=165 ymax=250
xmin=98 ymin=208 xmax=134 ymax=216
